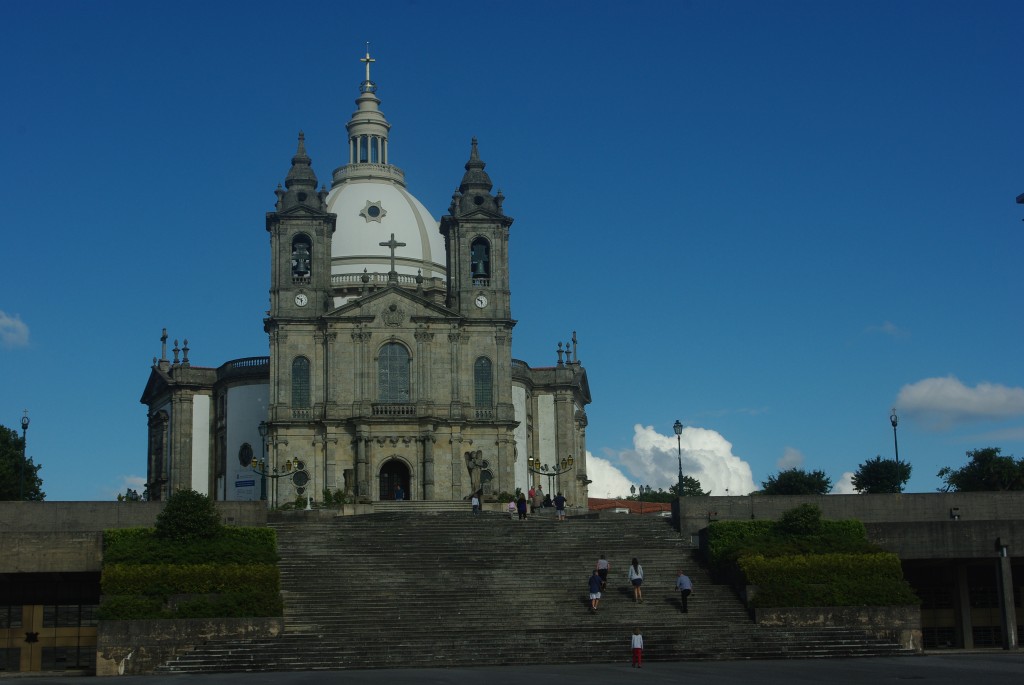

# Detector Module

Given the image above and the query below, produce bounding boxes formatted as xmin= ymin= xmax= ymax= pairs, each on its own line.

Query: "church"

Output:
xmin=140 ymin=54 xmax=592 ymax=508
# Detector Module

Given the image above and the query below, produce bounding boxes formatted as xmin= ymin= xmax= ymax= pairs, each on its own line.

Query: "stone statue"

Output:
xmin=465 ymin=450 xmax=484 ymax=495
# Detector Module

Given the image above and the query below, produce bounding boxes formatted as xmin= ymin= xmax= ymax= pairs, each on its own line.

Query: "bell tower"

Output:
xmin=266 ymin=132 xmax=336 ymax=319
xmin=440 ymin=138 xmax=513 ymax=320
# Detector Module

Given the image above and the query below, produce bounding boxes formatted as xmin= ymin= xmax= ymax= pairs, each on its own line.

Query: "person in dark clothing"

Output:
xmin=588 ymin=569 xmax=603 ymax=612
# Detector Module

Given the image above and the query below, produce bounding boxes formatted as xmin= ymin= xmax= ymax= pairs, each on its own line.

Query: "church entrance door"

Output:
xmin=379 ymin=459 xmax=410 ymax=501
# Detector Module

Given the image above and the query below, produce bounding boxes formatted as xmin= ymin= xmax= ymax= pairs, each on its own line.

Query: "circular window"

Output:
xmin=292 ymin=470 xmax=309 ymax=488
xmin=473 ymin=195 xmax=485 ymax=205
xmin=238 ymin=443 xmax=253 ymax=467
xmin=297 ymin=192 xmax=307 ymax=202
xmin=367 ymin=205 xmax=381 ymax=217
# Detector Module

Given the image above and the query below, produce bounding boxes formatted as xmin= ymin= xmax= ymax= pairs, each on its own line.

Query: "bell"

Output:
xmin=472 ymin=260 xmax=487 ymax=276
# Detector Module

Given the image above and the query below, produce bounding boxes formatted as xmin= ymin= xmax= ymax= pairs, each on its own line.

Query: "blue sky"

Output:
xmin=2 ymin=1 xmax=1022 ymax=501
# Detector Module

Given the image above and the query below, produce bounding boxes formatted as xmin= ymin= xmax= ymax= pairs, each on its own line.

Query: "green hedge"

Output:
xmin=101 ymin=526 xmax=282 ymax=620
xmin=740 ymin=552 xmax=919 ymax=607
xmin=103 ymin=527 xmax=278 ymax=565
xmin=706 ymin=518 xmax=878 ymax=573
xmin=102 ymin=563 xmax=279 ymax=595
xmin=97 ymin=591 xmax=283 ymax=621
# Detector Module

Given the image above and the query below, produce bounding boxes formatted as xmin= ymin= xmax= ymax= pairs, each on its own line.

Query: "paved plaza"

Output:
xmin=3 ymin=653 xmax=1023 ymax=685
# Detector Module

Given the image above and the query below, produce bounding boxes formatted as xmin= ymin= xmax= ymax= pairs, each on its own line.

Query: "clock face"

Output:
xmin=295 ymin=293 xmax=309 ymax=307
xmin=475 ymin=295 xmax=488 ymax=308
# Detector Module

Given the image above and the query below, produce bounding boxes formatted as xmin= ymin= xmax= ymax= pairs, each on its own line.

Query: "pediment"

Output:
xmin=326 ymin=285 xmax=459 ymax=325
xmin=140 ymin=366 xmax=172 ymax=405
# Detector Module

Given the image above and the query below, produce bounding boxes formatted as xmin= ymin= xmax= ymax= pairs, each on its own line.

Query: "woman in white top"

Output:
xmin=628 ymin=557 xmax=644 ymax=603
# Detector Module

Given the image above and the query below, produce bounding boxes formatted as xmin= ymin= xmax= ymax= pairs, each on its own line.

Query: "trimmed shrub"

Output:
xmin=104 ymin=527 xmax=278 ymax=565
xmin=741 ymin=552 xmax=919 ymax=607
xmin=155 ymin=489 xmax=222 ymax=541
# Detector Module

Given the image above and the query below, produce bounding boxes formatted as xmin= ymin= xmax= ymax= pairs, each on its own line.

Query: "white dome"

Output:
xmin=326 ymin=176 xmax=445 ymax=273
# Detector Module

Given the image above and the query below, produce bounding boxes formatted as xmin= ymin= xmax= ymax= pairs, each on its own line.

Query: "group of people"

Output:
xmin=587 ymin=555 xmax=694 ymax=614
xmin=504 ymin=487 xmax=568 ymax=520
xmin=585 ymin=558 xmax=694 ymax=668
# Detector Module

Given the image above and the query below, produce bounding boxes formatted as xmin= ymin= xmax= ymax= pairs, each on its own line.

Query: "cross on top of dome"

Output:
xmin=360 ymin=43 xmax=377 ymax=93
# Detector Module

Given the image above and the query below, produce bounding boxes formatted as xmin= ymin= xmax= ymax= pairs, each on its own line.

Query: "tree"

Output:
xmin=760 ymin=468 xmax=832 ymax=495
xmin=155 ymin=489 xmax=222 ymax=541
xmin=670 ymin=476 xmax=710 ymax=497
xmin=0 ymin=423 xmax=44 ymax=501
xmin=937 ymin=447 xmax=1024 ymax=492
xmin=851 ymin=455 xmax=911 ymax=494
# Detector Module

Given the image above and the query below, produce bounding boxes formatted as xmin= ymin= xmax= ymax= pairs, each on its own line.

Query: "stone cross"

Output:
xmin=379 ymin=233 xmax=407 ymax=282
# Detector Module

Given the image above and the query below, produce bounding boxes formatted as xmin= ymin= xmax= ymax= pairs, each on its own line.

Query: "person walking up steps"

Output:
xmin=628 ymin=558 xmax=644 ymax=603
xmin=596 ymin=554 xmax=610 ymax=591
xmin=631 ymin=627 xmax=644 ymax=668
xmin=676 ymin=569 xmax=693 ymax=613
xmin=588 ymin=569 xmax=602 ymax=612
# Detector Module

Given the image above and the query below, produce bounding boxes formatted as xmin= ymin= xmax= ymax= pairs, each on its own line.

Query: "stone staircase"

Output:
xmin=155 ymin=509 xmax=910 ymax=672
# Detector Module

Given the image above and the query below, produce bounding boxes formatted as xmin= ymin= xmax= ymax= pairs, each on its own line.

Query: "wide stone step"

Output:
xmin=153 ymin=512 xmax=910 ymax=673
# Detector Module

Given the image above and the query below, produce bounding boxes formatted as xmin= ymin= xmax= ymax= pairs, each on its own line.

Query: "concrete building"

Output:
xmin=140 ymin=52 xmax=592 ymax=508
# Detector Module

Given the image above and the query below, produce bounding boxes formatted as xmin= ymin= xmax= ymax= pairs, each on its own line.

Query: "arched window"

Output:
xmin=378 ymin=343 xmax=410 ymax=402
xmin=474 ymin=357 xmax=493 ymax=407
xmin=292 ymin=357 xmax=310 ymax=408
xmin=470 ymin=238 xmax=490 ymax=283
xmin=291 ymin=235 xmax=312 ymax=283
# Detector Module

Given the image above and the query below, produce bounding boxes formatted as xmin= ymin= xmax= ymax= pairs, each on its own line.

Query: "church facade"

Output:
xmin=140 ymin=57 xmax=591 ymax=508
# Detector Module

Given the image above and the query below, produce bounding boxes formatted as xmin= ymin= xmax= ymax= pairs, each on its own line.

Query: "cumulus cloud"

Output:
xmin=0 ymin=311 xmax=29 ymax=348
xmin=776 ymin=447 xmax=804 ymax=470
xmin=897 ymin=376 xmax=1024 ymax=428
xmin=594 ymin=424 xmax=756 ymax=496
xmin=586 ymin=452 xmax=638 ymax=499
xmin=832 ymin=471 xmax=857 ymax=494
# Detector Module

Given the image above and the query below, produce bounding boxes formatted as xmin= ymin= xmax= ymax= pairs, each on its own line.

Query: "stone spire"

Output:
xmin=454 ymin=138 xmax=502 ymax=216
xmin=279 ymin=132 xmax=324 ymax=211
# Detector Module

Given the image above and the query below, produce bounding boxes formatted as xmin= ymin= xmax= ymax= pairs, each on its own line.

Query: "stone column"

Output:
xmin=356 ymin=432 xmax=368 ymax=497
xmin=996 ymin=543 xmax=1019 ymax=650
xmin=421 ymin=432 xmax=435 ymax=500
xmin=954 ymin=562 xmax=973 ymax=649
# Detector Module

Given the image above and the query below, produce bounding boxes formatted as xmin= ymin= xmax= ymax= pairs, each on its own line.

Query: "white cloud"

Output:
xmin=866 ymin=321 xmax=908 ymax=338
xmin=897 ymin=376 xmax=1024 ymax=428
xmin=832 ymin=471 xmax=857 ymax=494
xmin=586 ymin=452 xmax=637 ymax=499
xmin=600 ymin=424 xmax=756 ymax=496
xmin=776 ymin=446 xmax=804 ymax=470
xmin=101 ymin=475 xmax=147 ymax=501
xmin=0 ymin=311 xmax=29 ymax=348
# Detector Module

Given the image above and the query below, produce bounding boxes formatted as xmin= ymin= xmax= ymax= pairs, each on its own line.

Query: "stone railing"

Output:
xmin=372 ymin=404 xmax=415 ymax=417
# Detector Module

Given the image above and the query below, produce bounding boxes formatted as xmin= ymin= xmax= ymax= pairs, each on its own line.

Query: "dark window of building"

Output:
xmin=238 ymin=443 xmax=254 ymax=467
xmin=292 ymin=357 xmax=310 ymax=408
xmin=378 ymin=343 xmax=410 ymax=402
xmin=471 ymin=238 xmax=490 ymax=282
xmin=474 ymin=357 xmax=493 ymax=407
xmin=291 ymin=235 xmax=312 ymax=282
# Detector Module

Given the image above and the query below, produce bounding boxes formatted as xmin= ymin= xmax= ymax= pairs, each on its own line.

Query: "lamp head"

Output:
xmin=258 ymin=421 xmax=267 ymax=439
xmin=890 ymin=409 xmax=898 ymax=428
xmin=21 ymin=410 xmax=30 ymax=431
xmin=673 ymin=419 xmax=683 ymax=437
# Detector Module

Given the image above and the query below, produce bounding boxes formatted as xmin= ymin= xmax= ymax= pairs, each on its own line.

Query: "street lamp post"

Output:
xmin=890 ymin=408 xmax=901 ymax=493
xmin=252 ymin=457 xmax=294 ymax=509
xmin=528 ymin=456 xmax=574 ymax=500
xmin=257 ymin=422 xmax=268 ymax=501
xmin=19 ymin=410 xmax=29 ymax=501
xmin=673 ymin=420 xmax=684 ymax=495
